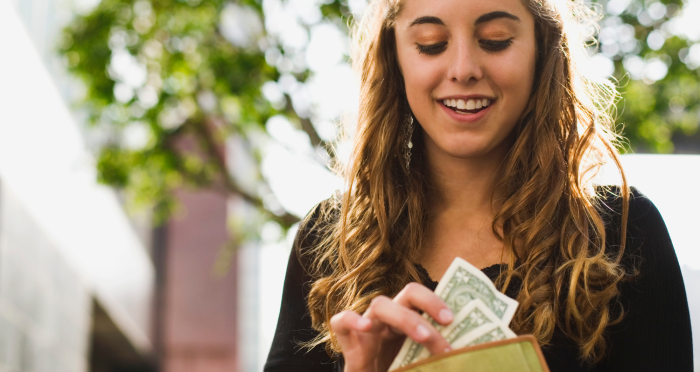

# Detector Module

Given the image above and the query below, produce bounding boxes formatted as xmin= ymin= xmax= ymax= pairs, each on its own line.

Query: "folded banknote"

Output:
xmin=389 ymin=257 xmax=519 ymax=370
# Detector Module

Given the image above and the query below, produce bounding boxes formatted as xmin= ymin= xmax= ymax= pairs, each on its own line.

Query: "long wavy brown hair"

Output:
xmin=301 ymin=0 xmax=630 ymax=364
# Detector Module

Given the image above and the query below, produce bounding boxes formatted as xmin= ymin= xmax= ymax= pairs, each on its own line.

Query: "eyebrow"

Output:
xmin=475 ymin=11 xmax=521 ymax=25
xmin=408 ymin=16 xmax=444 ymax=27
xmin=408 ymin=11 xmax=521 ymax=28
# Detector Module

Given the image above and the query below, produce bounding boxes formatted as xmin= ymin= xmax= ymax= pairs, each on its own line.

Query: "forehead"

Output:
xmin=395 ymin=0 xmax=532 ymax=29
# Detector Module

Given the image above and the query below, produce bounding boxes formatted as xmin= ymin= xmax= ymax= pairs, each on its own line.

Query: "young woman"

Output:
xmin=265 ymin=0 xmax=694 ymax=371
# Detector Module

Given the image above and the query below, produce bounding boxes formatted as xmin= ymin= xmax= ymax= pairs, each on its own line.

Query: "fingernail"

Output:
xmin=439 ymin=308 xmax=453 ymax=323
xmin=357 ymin=317 xmax=371 ymax=329
xmin=416 ymin=324 xmax=430 ymax=340
xmin=444 ymin=347 xmax=452 ymax=353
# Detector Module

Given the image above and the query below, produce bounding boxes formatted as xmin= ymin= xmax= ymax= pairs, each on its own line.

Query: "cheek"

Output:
xmin=398 ymin=48 xmax=442 ymax=104
xmin=404 ymin=65 xmax=439 ymax=100
xmin=404 ymin=68 xmax=443 ymax=122
xmin=488 ymin=46 xmax=536 ymax=107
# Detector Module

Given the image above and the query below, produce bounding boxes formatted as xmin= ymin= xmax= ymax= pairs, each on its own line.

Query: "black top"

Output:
xmin=264 ymin=188 xmax=694 ymax=372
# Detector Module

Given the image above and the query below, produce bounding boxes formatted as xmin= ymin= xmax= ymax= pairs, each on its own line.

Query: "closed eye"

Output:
xmin=416 ymin=41 xmax=448 ymax=55
xmin=417 ymin=39 xmax=513 ymax=55
xmin=479 ymin=39 xmax=513 ymax=51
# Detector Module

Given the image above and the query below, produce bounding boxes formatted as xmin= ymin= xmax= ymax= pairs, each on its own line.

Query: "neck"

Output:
xmin=424 ymin=140 xmax=510 ymax=218
xmin=417 ymin=136 xmax=514 ymax=273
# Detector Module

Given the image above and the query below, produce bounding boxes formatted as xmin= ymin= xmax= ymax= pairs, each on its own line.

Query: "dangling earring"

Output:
xmin=403 ymin=112 xmax=414 ymax=171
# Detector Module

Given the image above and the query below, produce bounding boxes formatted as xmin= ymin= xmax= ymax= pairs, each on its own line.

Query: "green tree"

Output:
xmin=593 ymin=0 xmax=700 ymax=153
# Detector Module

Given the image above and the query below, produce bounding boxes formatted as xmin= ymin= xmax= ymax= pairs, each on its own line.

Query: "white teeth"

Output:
xmin=443 ymin=98 xmax=492 ymax=110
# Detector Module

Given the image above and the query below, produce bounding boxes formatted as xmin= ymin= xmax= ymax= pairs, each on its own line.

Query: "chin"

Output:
xmin=442 ymin=144 xmax=493 ymax=159
xmin=446 ymin=131 xmax=516 ymax=158
xmin=439 ymin=137 xmax=514 ymax=161
xmin=452 ymin=150 xmax=492 ymax=160
xmin=422 ymin=129 xmax=514 ymax=161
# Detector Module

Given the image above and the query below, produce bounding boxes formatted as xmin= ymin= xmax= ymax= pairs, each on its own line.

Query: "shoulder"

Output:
xmin=292 ymin=194 xmax=341 ymax=268
xmin=594 ymin=188 xmax=693 ymax=369
xmin=596 ymin=185 xmax=681 ymax=286
xmin=595 ymin=185 xmax=667 ymax=239
xmin=295 ymin=195 xmax=340 ymax=247
xmin=596 ymin=185 xmax=657 ymax=216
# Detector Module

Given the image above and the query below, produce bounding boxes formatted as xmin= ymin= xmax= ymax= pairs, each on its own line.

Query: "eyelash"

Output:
xmin=416 ymin=39 xmax=513 ymax=55
xmin=416 ymin=41 xmax=448 ymax=55
xmin=480 ymin=39 xmax=513 ymax=51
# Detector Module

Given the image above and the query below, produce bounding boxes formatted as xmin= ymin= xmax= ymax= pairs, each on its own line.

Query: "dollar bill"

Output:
xmin=412 ymin=300 xmax=501 ymax=361
xmin=456 ymin=323 xmax=517 ymax=349
xmin=389 ymin=258 xmax=518 ymax=370
xmin=433 ymin=257 xmax=518 ymax=325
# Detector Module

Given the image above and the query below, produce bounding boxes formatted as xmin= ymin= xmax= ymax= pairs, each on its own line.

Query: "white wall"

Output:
xmin=0 ymin=183 xmax=92 ymax=372
xmin=0 ymin=0 xmax=155 ymax=354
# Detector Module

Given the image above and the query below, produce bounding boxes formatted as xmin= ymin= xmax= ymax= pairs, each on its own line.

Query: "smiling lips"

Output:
xmin=441 ymin=98 xmax=491 ymax=114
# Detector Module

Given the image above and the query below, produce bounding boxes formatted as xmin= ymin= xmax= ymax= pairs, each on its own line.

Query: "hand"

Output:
xmin=330 ymin=282 xmax=454 ymax=372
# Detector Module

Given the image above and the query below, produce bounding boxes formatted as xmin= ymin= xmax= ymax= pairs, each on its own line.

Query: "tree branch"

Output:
xmin=283 ymin=93 xmax=338 ymax=167
xmin=188 ymin=117 xmax=301 ymax=228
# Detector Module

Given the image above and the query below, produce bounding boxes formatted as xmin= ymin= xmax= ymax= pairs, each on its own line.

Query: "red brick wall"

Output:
xmin=162 ymin=189 xmax=238 ymax=372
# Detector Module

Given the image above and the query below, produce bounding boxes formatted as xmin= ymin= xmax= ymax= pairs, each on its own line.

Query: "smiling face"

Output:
xmin=395 ymin=0 xmax=537 ymax=162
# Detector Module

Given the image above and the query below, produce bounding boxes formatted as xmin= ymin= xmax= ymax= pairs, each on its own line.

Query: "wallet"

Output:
xmin=392 ymin=335 xmax=550 ymax=372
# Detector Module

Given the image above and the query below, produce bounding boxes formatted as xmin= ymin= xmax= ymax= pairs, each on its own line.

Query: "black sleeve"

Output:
xmin=264 ymin=202 xmax=340 ymax=372
xmin=599 ymin=188 xmax=694 ymax=371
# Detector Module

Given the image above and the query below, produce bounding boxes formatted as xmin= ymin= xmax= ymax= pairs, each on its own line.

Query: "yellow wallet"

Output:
xmin=392 ymin=335 xmax=550 ymax=372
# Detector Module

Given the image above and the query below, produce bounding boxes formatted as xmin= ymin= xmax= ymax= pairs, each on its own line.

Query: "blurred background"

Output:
xmin=0 ymin=0 xmax=698 ymax=371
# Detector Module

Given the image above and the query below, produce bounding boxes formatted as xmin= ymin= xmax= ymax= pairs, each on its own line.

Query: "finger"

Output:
xmin=331 ymin=311 xmax=379 ymax=371
xmin=394 ymin=282 xmax=454 ymax=325
xmin=331 ymin=310 xmax=372 ymax=337
xmin=365 ymin=296 xmax=452 ymax=355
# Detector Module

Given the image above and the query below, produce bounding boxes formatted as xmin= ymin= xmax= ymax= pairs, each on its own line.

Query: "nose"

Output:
xmin=446 ymin=41 xmax=484 ymax=84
